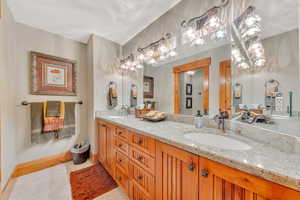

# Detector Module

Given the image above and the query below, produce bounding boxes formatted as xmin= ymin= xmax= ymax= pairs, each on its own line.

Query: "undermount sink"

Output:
xmin=184 ymin=133 xmax=252 ymax=150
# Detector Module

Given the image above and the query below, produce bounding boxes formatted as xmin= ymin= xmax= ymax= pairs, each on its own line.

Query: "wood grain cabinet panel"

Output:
xmin=116 ymin=166 xmax=129 ymax=195
xmin=129 ymin=147 xmax=155 ymax=175
xmin=129 ymin=162 xmax=155 ymax=199
xmin=116 ymin=150 xmax=129 ymax=174
xmin=115 ymin=127 xmax=130 ymax=142
xmin=130 ymin=181 xmax=151 ymax=200
xmin=130 ymin=132 xmax=156 ymax=157
xmin=97 ymin=122 xmax=107 ymax=165
xmin=156 ymin=141 xmax=199 ymax=200
xmin=106 ymin=124 xmax=116 ymax=177
xmin=116 ymin=137 xmax=130 ymax=155
xmin=199 ymin=157 xmax=300 ymax=200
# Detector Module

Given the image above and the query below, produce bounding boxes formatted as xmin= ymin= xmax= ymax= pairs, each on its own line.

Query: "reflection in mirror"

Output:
xmin=107 ymin=81 xmax=118 ymax=109
xmin=143 ymin=43 xmax=231 ymax=116
xmin=130 ymin=84 xmax=138 ymax=107
xmin=231 ymin=1 xmax=299 ymax=136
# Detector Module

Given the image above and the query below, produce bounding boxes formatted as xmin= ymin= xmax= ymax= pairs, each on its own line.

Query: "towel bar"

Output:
xmin=21 ymin=100 xmax=83 ymax=106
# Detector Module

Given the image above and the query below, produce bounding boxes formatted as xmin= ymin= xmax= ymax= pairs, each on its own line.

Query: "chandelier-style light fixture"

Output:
xmin=232 ymin=6 xmax=266 ymax=70
xmin=119 ymin=54 xmax=143 ymax=71
xmin=181 ymin=0 xmax=229 ymax=46
xmin=137 ymin=33 xmax=177 ymax=65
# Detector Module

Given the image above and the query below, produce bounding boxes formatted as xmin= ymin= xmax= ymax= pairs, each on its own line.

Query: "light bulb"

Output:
xmin=137 ymin=53 xmax=145 ymax=61
xmin=126 ymin=60 xmax=132 ymax=66
xmin=193 ymin=37 xmax=204 ymax=45
xmin=149 ymin=58 xmax=156 ymax=64
xmin=146 ymin=49 xmax=154 ymax=57
xmin=136 ymin=64 xmax=143 ymax=69
xmin=130 ymin=66 xmax=136 ymax=71
xmin=169 ymin=50 xmax=177 ymax=57
xmin=120 ymin=64 xmax=127 ymax=69
xmin=245 ymin=15 xmax=261 ymax=26
xmin=239 ymin=62 xmax=249 ymax=69
xmin=159 ymin=45 xmax=168 ymax=54
xmin=255 ymin=58 xmax=266 ymax=67
xmin=215 ymin=29 xmax=226 ymax=39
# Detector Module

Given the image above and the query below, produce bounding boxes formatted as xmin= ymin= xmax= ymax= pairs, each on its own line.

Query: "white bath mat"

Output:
xmin=9 ymin=164 xmax=71 ymax=200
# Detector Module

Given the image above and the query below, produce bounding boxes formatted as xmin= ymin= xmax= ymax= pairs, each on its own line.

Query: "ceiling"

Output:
xmin=8 ymin=0 xmax=181 ymax=44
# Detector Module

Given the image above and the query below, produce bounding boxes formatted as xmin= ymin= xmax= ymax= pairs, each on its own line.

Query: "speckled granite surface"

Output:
xmin=96 ymin=114 xmax=300 ymax=191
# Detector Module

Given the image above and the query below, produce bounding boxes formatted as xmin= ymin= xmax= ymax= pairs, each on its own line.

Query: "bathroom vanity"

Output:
xmin=95 ymin=115 xmax=300 ymax=200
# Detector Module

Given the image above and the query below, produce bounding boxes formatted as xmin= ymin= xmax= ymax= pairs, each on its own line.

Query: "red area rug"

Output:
xmin=70 ymin=164 xmax=117 ymax=200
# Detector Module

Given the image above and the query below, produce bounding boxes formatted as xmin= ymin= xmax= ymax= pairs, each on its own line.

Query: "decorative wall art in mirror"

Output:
xmin=143 ymin=76 xmax=154 ymax=98
xmin=107 ymin=81 xmax=118 ymax=109
xmin=231 ymin=0 xmax=300 ymax=137
xmin=186 ymin=97 xmax=193 ymax=109
xmin=31 ymin=52 xmax=77 ymax=96
xmin=186 ymin=83 xmax=193 ymax=95
xmin=130 ymin=84 xmax=138 ymax=107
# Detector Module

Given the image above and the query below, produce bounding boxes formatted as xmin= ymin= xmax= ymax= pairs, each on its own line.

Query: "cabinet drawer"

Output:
xmin=115 ymin=137 xmax=129 ymax=155
xmin=129 ymin=163 xmax=155 ymax=199
xmin=129 ymin=181 xmax=151 ymax=200
xmin=129 ymin=147 xmax=155 ymax=175
xmin=115 ymin=127 xmax=130 ymax=142
xmin=130 ymin=132 xmax=155 ymax=157
xmin=115 ymin=166 xmax=129 ymax=195
xmin=116 ymin=150 xmax=129 ymax=174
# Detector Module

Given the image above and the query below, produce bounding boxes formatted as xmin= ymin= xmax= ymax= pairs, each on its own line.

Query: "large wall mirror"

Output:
xmin=143 ymin=43 xmax=231 ymax=116
xmin=231 ymin=1 xmax=299 ymax=136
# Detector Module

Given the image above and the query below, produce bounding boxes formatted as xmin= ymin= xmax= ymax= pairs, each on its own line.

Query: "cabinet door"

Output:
xmin=156 ymin=141 xmax=199 ymax=200
xmin=106 ymin=125 xmax=116 ymax=177
xmin=199 ymin=157 xmax=300 ymax=200
xmin=98 ymin=122 xmax=107 ymax=165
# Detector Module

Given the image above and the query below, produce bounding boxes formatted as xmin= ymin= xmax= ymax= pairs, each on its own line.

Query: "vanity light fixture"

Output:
xmin=119 ymin=54 xmax=143 ymax=71
xmin=232 ymin=6 xmax=266 ymax=70
xmin=181 ymin=0 xmax=229 ymax=47
xmin=137 ymin=33 xmax=177 ymax=65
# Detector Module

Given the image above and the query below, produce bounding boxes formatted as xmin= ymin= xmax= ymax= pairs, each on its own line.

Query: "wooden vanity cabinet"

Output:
xmin=96 ymin=121 xmax=116 ymax=178
xmin=97 ymin=119 xmax=300 ymax=200
xmin=155 ymin=141 xmax=199 ymax=200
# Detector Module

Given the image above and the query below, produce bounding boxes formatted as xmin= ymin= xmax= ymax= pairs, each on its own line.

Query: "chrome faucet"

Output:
xmin=120 ymin=104 xmax=130 ymax=116
xmin=214 ymin=110 xmax=229 ymax=132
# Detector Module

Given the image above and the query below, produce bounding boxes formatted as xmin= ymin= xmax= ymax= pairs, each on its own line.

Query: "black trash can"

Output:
xmin=71 ymin=141 xmax=90 ymax=165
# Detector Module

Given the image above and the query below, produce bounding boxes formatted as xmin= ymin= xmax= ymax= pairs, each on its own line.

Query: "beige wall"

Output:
xmin=13 ymin=23 xmax=89 ymax=164
xmin=0 ymin=0 xmax=18 ymax=188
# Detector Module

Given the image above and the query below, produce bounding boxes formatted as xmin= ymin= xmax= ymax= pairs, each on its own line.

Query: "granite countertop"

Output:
xmin=96 ymin=114 xmax=300 ymax=192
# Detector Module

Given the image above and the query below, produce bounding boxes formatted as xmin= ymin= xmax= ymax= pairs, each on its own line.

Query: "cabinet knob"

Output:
xmin=137 ymin=175 xmax=143 ymax=181
xmin=118 ymin=144 xmax=122 ymax=148
xmin=137 ymin=156 xmax=143 ymax=161
xmin=201 ymin=169 xmax=209 ymax=178
xmin=188 ymin=163 xmax=195 ymax=171
xmin=137 ymin=139 xmax=143 ymax=145
xmin=118 ymin=159 xmax=122 ymax=163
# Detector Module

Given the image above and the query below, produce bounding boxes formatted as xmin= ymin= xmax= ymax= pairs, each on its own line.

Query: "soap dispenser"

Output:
xmin=194 ymin=110 xmax=204 ymax=129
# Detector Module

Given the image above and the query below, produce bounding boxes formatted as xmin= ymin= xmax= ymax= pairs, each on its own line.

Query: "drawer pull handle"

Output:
xmin=118 ymin=177 xmax=122 ymax=181
xmin=118 ymin=144 xmax=123 ymax=148
xmin=118 ymin=159 xmax=122 ymax=163
xmin=137 ymin=140 xmax=143 ymax=145
xmin=188 ymin=163 xmax=195 ymax=171
xmin=137 ymin=176 xmax=143 ymax=181
xmin=137 ymin=156 xmax=143 ymax=161
xmin=201 ymin=169 xmax=209 ymax=178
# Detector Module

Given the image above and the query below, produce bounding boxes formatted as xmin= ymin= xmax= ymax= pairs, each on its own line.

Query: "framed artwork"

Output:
xmin=186 ymin=83 xmax=192 ymax=95
xmin=143 ymin=76 xmax=154 ymax=98
xmin=31 ymin=51 xmax=77 ymax=96
xmin=186 ymin=97 xmax=193 ymax=109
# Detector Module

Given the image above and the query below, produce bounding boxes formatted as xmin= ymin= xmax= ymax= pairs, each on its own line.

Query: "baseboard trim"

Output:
xmin=90 ymin=152 xmax=98 ymax=163
xmin=12 ymin=151 xmax=72 ymax=178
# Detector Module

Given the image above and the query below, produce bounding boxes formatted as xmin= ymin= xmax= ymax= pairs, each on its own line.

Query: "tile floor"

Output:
xmin=3 ymin=160 xmax=128 ymax=200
